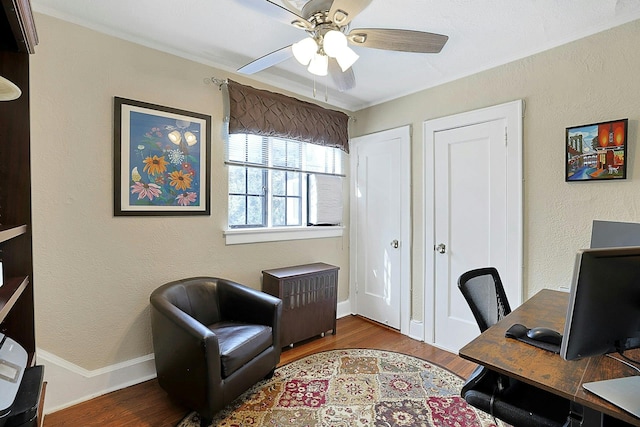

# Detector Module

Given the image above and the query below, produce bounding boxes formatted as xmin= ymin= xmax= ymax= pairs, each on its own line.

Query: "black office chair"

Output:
xmin=458 ymin=267 xmax=571 ymax=427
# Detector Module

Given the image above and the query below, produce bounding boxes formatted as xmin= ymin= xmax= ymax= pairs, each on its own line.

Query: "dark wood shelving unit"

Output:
xmin=1 ymin=1 xmax=43 ymax=425
xmin=0 ymin=0 xmax=38 ymax=358
xmin=0 ymin=276 xmax=29 ymax=319
xmin=0 ymin=224 xmax=27 ymax=242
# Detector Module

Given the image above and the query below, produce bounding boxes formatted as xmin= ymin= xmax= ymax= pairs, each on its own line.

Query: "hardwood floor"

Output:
xmin=43 ymin=315 xmax=478 ymax=427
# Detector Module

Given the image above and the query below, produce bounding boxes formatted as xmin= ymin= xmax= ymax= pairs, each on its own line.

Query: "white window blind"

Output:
xmin=225 ymin=134 xmax=344 ymax=176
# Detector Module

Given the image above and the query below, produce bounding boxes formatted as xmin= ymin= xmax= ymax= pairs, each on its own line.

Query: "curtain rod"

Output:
xmin=205 ymin=77 xmax=228 ymax=89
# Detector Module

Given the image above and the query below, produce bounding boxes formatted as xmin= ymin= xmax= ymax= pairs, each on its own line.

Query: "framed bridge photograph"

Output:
xmin=566 ymin=118 xmax=628 ymax=182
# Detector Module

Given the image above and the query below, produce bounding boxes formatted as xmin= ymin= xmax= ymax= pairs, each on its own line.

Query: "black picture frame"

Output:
xmin=114 ymin=97 xmax=211 ymax=216
xmin=566 ymin=118 xmax=628 ymax=182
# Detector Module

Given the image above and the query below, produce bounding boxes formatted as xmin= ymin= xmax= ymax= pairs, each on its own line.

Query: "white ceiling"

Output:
xmin=31 ymin=0 xmax=640 ymax=111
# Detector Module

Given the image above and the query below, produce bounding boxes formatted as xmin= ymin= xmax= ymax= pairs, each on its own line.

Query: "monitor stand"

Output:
xmin=582 ymin=376 xmax=640 ymax=419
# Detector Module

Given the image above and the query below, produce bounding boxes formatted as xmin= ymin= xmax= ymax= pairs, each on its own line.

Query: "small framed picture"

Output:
xmin=566 ymin=118 xmax=628 ymax=182
xmin=114 ymin=97 xmax=211 ymax=215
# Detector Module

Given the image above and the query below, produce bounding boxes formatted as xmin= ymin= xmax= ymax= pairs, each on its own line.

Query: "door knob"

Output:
xmin=391 ymin=240 xmax=399 ymax=249
xmin=436 ymin=243 xmax=446 ymax=254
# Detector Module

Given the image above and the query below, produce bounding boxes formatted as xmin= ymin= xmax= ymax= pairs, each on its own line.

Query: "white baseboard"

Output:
xmin=36 ymin=299 xmax=381 ymax=415
xmin=336 ymin=298 xmax=352 ymax=318
xmin=36 ymin=348 xmax=157 ymax=414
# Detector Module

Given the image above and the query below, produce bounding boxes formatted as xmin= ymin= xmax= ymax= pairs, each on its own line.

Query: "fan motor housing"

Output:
xmin=302 ymin=0 xmax=334 ymax=23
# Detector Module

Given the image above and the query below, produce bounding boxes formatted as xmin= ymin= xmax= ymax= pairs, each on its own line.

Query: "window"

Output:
xmin=226 ymin=134 xmax=343 ymax=230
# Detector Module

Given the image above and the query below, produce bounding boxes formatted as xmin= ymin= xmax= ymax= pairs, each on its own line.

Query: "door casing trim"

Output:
xmin=422 ymin=100 xmax=524 ymax=346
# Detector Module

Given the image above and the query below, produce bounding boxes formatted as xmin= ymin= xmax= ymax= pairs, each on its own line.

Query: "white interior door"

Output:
xmin=433 ymin=120 xmax=508 ymax=351
xmin=350 ymin=126 xmax=411 ymax=332
xmin=424 ymin=101 xmax=523 ymax=352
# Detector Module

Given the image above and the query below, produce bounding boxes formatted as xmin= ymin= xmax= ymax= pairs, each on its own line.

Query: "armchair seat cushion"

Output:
xmin=209 ymin=321 xmax=273 ymax=377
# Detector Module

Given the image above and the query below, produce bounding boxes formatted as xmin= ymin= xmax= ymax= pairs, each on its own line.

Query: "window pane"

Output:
xmin=272 ymin=170 xmax=285 ymax=196
xmin=247 ymin=196 xmax=265 ymax=225
xmin=287 ymin=197 xmax=301 ymax=225
xmin=228 ymin=166 xmax=246 ymax=194
xmin=287 ymin=172 xmax=301 ymax=196
xmin=247 ymin=168 xmax=265 ymax=195
xmin=272 ymin=197 xmax=285 ymax=226
xmin=228 ymin=195 xmax=246 ymax=226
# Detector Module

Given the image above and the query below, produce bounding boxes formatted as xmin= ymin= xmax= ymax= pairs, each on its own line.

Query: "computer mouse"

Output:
xmin=526 ymin=327 xmax=563 ymax=345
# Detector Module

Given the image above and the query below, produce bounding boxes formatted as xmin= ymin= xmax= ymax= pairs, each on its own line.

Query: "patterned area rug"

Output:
xmin=177 ymin=348 xmax=505 ymax=427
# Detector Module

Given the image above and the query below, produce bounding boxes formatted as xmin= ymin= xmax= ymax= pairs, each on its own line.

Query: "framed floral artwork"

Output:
xmin=114 ymin=97 xmax=211 ymax=215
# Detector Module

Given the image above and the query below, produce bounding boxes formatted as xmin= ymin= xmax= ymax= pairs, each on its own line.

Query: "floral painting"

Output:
xmin=566 ymin=118 xmax=627 ymax=182
xmin=114 ymin=97 xmax=211 ymax=215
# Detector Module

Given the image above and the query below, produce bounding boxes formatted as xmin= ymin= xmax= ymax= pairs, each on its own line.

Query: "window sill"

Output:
xmin=224 ymin=226 xmax=344 ymax=245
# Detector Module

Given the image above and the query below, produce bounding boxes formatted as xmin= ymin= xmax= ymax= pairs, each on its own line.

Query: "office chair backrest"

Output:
xmin=458 ymin=267 xmax=512 ymax=332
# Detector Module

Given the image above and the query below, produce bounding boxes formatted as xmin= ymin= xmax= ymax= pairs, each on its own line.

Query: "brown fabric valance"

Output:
xmin=227 ymin=80 xmax=349 ymax=153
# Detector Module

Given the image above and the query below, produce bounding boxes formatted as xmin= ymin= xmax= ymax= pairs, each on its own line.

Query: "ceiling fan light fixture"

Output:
xmin=292 ymin=37 xmax=317 ymax=66
xmin=323 ymin=30 xmax=347 ymax=57
xmin=335 ymin=46 xmax=359 ymax=71
xmin=307 ymin=53 xmax=328 ymax=76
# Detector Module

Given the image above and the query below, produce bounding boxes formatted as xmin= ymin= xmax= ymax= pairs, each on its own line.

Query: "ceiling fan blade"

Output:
xmin=264 ymin=0 xmax=312 ymax=29
xmin=348 ymin=28 xmax=448 ymax=53
xmin=329 ymin=59 xmax=356 ymax=92
xmin=329 ymin=0 xmax=372 ymax=26
xmin=237 ymin=45 xmax=293 ymax=74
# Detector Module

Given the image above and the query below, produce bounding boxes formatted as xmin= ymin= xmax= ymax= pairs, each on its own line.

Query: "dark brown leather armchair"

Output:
xmin=150 ymin=277 xmax=282 ymax=427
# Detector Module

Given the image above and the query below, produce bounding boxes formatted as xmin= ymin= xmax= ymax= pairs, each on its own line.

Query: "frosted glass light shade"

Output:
xmin=323 ymin=30 xmax=347 ymax=57
xmin=307 ymin=53 xmax=329 ymax=76
xmin=292 ymin=37 xmax=317 ymax=66
xmin=335 ymin=46 xmax=359 ymax=71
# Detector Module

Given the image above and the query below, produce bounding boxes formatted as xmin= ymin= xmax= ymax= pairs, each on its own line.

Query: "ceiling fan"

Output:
xmin=237 ymin=0 xmax=449 ymax=91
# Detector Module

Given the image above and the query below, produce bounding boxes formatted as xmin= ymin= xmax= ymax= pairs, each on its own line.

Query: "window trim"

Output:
xmin=223 ymin=225 xmax=344 ymax=245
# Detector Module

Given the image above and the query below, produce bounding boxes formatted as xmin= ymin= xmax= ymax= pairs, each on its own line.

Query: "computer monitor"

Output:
xmin=560 ymin=246 xmax=640 ymax=361
xmin=591 ymin=220 xmax=640 ymax=248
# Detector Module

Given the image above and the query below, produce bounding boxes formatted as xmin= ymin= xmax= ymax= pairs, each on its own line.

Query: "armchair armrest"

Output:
xmin=150 ymin=294 xmax=223 ymax=400
xmin=218 ymin=279 xmax=282 ymax=325
xmin=217 ymin=279 xmax=282 ymax=349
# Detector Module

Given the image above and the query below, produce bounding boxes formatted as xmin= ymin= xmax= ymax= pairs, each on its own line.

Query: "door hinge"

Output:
xmin=504 ymin=127 xmax=508 ymax=146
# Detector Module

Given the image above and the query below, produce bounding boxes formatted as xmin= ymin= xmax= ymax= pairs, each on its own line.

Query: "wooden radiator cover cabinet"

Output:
xmin=262 ymin=263 xmax=338 ymax=347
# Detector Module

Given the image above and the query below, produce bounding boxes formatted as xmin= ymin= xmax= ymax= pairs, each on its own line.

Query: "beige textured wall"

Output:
xmin=352 ymin=19 xmax=640 ymax=322
xmin=30 ymin=14 xmax=349 ymax=370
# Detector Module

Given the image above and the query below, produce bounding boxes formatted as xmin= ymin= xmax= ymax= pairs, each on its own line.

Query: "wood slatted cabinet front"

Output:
xmin=262 ymin=263 xmax=339 ymax=347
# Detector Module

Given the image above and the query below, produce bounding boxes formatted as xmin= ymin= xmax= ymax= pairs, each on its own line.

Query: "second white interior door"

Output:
xmin=351 ymin=126 xmax=410 ymax=332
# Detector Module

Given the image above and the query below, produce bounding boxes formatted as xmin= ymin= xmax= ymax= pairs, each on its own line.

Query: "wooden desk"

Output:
xmin=459 ymin=289 xmax=640 ymax=426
